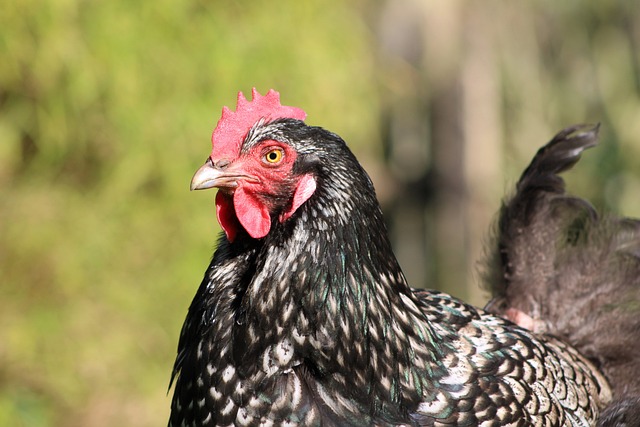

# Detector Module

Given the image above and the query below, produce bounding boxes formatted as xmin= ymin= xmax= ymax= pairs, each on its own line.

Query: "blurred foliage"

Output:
xmin=1 ymin=1 xmax=639 ymax=426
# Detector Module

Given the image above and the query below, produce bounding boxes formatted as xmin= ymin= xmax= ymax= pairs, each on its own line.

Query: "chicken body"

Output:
xmin=169 ymin=91 xmax=611 ymax=426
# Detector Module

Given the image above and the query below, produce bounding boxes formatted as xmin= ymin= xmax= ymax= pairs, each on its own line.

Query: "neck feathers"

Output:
xmin=225 ymin=167 xmax=444 ymax=413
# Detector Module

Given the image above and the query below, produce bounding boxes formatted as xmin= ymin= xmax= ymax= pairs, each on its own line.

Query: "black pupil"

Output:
xmin=269 ymin=151 xmax=278 ymax=161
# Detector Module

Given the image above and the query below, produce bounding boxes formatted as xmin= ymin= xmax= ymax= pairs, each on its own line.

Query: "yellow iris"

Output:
xmin=264 ymin=149 xmax=283 ymax=164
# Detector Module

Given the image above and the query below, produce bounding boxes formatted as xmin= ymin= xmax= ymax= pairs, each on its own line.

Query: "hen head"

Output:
xmin=190 ymin=88 xmax=317 ymax=242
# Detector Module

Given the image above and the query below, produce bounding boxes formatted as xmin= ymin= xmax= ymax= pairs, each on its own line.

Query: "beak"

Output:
xmin=190 ymin=159 xmax=230 ymax=191
xmin=191 ymin=158 xmax=261 ymax=191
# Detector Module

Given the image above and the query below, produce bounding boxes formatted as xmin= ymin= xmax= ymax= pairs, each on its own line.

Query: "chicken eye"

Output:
xmin=263 ymin=148 xmax=284 ymax=164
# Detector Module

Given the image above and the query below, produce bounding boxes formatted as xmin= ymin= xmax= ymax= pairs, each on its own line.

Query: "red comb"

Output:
xmin=210 ymin=88 xmax=307 ymax=159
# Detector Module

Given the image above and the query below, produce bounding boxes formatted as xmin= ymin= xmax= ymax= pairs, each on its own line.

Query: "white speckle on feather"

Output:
xmin=210 ymin=386 xmax=222 ymax=401
xmin=220 ymin=396 xmax=235 ymax=416
xmin=235 ymin=381 xmax=245 ymax=396
xmin=262 ymin=350 xmax=278 ymax=376
xmin=275 ymin=338 xmax=293 ymax=366
xmin=417 ymin=392 xmax=449 ymax=415
xmin=236 ymin=407 xmax=251 ymax=426
xmin=259 ymin=419 xmax=274 ymax=427
xmin=222 ymin=365 xmax=235 ymax=382
xmin=197 ymin=340 xmax=203 ymax=360
xmin=291 ymin=374 xmax=303 ymax=408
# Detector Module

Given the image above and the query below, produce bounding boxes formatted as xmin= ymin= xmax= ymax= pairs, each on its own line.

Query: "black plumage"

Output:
xmin=483 ymin=124 xmax=640 ymax=426
xmin=169 ymin=105 xmax=616 ymax=426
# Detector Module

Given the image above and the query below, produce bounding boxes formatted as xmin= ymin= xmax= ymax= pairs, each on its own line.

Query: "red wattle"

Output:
xmin=233 ymin=187 xmax=272 ymax=239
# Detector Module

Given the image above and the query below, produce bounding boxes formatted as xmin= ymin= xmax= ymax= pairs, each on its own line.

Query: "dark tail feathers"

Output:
xmin=481 ymin=124 xmax=640 ymax=426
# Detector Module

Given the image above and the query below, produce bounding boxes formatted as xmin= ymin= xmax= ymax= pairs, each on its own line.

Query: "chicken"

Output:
xmin=482 ymin=124 xmax=640 ymax=426
xmin=169 ymin=89 xmax=612 ymax=426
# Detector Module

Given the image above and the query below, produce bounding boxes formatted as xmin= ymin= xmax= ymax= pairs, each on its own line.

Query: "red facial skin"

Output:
xmin=213 ymin=140 xmax=316 ymax=242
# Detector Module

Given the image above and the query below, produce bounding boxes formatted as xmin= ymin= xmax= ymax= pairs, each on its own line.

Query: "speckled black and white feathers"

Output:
xmin=482 ymin=124 xmax=640 ymax=426
xmin=170 ymin=120 xmax=611 ymax=426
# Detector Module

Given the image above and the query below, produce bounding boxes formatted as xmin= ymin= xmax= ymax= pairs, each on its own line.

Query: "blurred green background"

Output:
xmin=1 ymin=1 xmax=639 ymax=426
